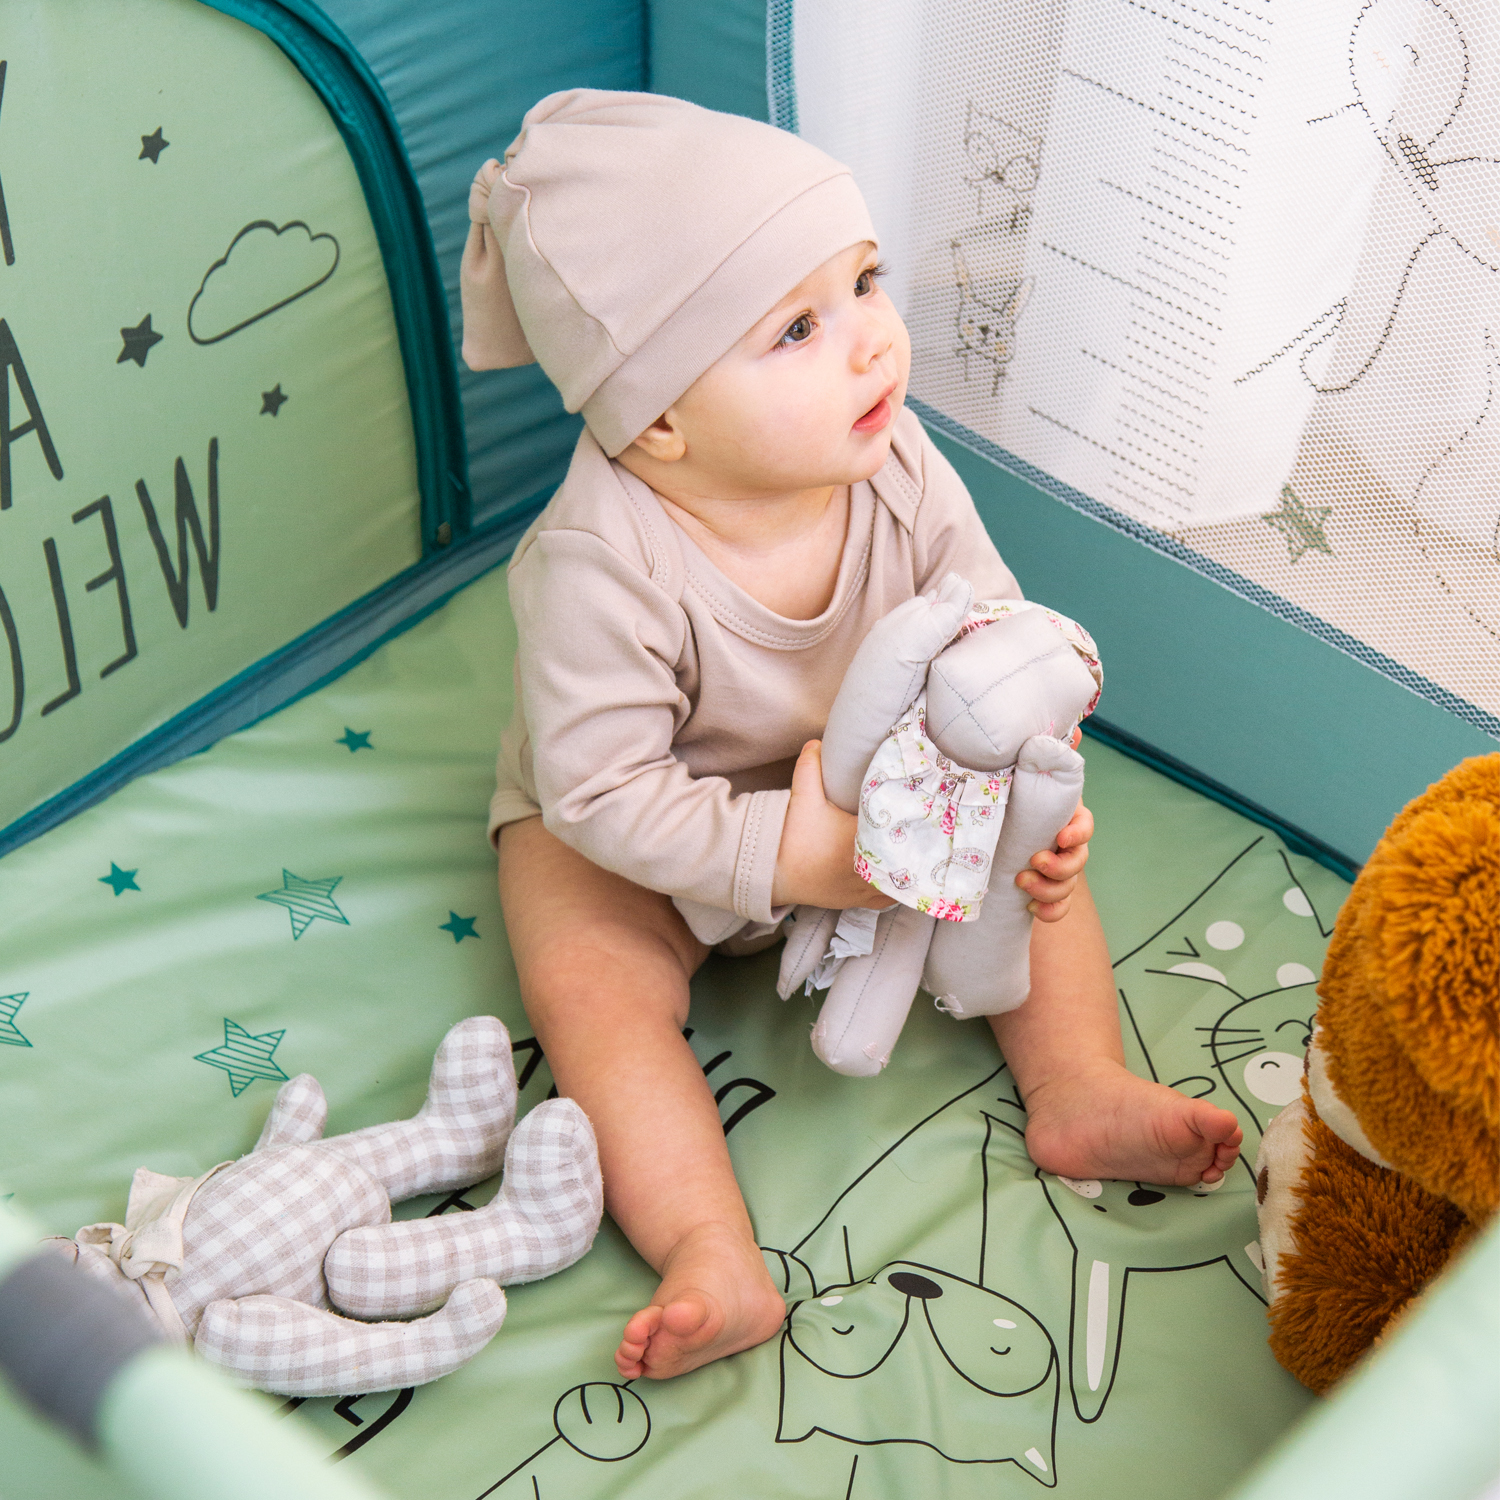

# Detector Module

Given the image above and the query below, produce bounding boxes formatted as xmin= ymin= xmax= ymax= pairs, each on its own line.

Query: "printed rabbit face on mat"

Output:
xmin=1036 ymin=1171 xmax=1267 ymax=1423
xmin=468 ymin=826 xmax=1337 ymax=1497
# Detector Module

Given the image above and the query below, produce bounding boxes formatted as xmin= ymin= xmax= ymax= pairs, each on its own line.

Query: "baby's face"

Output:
xmin=638 ymin=242 xmax=910 ymax=495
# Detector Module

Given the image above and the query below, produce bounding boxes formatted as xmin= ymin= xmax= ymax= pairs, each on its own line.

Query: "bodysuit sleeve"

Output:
xmin=908 ymin=424 xmax=1024 ymax=602
xmin=504 ymin=528 xmax=788 ymax=923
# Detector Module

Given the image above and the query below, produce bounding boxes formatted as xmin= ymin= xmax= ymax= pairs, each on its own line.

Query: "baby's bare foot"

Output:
xmin=614 ymin=1222 xmax=786 ymax=1381
xmin=1022 ymin=1061 xmax=1243 ymax=1186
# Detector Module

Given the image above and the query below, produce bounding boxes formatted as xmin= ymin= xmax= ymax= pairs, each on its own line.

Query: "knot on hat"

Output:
xmin=458 ymin=89 xmax=876 ymax=455
xmin=468 ymin=159 xmax=504 ymax=224
xmin=460 ymin=158 xmax=535 ymax=371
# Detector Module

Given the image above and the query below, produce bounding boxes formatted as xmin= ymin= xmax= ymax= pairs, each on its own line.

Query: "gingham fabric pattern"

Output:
xmin=254 ymin=1072 xmax=328 ymax=1151
xmin=169 ymin=1016 xmax=517 ymax=1334
xmin=316 ymin=1015 xmax=517 ymax=1201
xmin=195 ymin=1278 xmax=508 ymax=1398
xmin=62 ymin=1016 xmax=605 ymax=1394
xmin=324 ymin=1098 xmax=603 ymax=1319
xmin=169 ymin=1145 xmax=392 ymax=1333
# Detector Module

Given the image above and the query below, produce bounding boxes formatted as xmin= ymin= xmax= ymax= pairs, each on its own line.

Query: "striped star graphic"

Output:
xmin=1261 ymin=484 xmax=1333 ymax=564
xmin=256 ymin=870 xmax=349 ymax=939
xmin=195 ymin=1020 xmax=289 ymax=1097
xmin=0 ymin=993 xmax=31 ymax=1049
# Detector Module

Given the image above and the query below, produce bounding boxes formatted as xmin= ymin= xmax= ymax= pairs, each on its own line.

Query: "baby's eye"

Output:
xmin=777 ymin=314 xmax=815 ymax=347
xmin=855 ymin=262 xmax=888 ymax=297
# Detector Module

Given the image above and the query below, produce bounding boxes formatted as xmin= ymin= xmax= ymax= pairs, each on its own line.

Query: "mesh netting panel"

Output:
xmin=786 ymin=0 xmax=1499 ymax=728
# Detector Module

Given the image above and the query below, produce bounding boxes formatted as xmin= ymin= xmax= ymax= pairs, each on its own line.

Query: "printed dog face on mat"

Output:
xmin=778 ymin=1261 xmax=1059 ymax=1485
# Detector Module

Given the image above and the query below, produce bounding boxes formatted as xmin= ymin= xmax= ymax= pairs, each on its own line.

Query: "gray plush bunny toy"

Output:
xmin=779 ymin=574 xmax=1102 ymax=1077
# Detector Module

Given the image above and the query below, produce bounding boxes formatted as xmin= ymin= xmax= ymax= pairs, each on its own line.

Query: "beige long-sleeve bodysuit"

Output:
xmin=489 ymin=406 xmax=1021 ymax=940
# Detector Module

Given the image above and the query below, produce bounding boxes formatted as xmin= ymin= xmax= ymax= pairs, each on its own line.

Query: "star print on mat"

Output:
xmin=117 ymin=315 xmax=162 ymax=367
xmin=0 ymin=994 xmax=31 ymax=1049
xmin=256 ymin=870 xmax=349 ymax=939
xmin=195 ymin=1020 xmax=288 ymax=1096
xmin=440 ymin=912 xmax=479 ymax=943
xmin=260 ymin=384 xmax=288 ymax=416
xmin=1261 ymin=484 xmax=1333 ymax=563
xmin=99 ymin=863 xmax=140 ymax=895
xmin=336 ymin=728 xmax=372 ymax=752
xmin=138 ymin=128 xmax=169 ymax=163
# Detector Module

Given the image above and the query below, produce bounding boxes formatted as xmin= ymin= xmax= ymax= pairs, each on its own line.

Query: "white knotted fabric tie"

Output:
xmin=803 ymin=906 xmax=881 ymax=994
xmin=73 ymin=1162 xmax=231 ymax=1344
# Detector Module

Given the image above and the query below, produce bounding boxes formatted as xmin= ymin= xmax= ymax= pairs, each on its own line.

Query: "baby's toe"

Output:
xmin=623 ymin=1305 xmax=661 ymax=1343
xmin=1197 ymin=1104 xmax=1243 ymax=1145
xmin=660 ymin=1293 xmax=716 ymax=1342
xmin=616 ymin=1307 xmax=660 ymax=1370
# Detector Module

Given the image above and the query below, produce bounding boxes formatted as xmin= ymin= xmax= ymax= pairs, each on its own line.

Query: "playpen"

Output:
xmin=0 ymin=1 xmax=1495 ymax=1496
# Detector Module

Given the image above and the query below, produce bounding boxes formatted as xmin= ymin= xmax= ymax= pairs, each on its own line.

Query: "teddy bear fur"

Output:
xmin=1255 ymin=753 xmax=1498 ymax=1394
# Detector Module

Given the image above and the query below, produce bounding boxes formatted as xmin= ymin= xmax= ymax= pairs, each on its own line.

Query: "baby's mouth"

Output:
xmin=853 ymin=385 xmax=897 ymax=434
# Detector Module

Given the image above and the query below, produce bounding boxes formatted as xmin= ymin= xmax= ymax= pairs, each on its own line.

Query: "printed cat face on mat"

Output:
xmin=1111 ymin=837 xmax=1335 ymax=1164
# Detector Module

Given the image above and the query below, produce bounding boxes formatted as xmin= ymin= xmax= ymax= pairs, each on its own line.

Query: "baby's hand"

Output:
xmin=772 ymin=741 xmax=897 ymax=912
xmin=1017 ymin=799 xmax=1092 ymax=923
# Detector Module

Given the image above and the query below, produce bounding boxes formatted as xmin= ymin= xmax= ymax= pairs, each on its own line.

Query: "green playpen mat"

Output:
xmin=0 ymin=560 xmax=1351 ymax=1500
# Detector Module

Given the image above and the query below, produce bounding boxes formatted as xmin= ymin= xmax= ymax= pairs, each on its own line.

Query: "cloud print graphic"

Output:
xmin=188 ymin=220 xmax=340 ymax=344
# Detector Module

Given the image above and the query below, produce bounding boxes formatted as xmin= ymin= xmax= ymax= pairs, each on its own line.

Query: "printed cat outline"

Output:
xmin=1114 ymin=839 xmax=1336 ymax=1185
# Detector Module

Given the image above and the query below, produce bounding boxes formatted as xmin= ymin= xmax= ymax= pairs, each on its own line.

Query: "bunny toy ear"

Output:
xmin=460 ymin=159 xmax=537 ymax=371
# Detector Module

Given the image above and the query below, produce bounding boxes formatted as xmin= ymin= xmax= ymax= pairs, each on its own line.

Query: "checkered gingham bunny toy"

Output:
xmin=52 ymin=1018 xmax=602 ymax=1396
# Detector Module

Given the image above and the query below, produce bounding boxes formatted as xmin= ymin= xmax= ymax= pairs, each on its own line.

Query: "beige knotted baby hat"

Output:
xmin=459 ymin=89 xmax=876 ymax=456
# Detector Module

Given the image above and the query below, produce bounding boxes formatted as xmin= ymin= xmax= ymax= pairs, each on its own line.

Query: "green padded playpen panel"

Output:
xmin=0 ymin=0 xmax=421 ymax=841
xmin=0 ymin=563 xmax=1354 ymax=1500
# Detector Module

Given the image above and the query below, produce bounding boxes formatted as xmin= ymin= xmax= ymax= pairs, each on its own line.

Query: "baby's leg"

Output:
xmin=991 ymin=876 xmax=1243 ymax=1185
xmin=498 ymin=818 xmax=786 ymax=1380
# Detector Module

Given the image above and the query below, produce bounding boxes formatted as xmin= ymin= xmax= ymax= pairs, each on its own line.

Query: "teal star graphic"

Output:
xmin=440 ymin=912 xmax=479 ymax=943
xmin=336 ymin=728 xmax=372 ymax=752
xmin=1262 ymin=484 xmax=1334 ymax=563
xmin=256 ymin=870 xmax=349 ymax=939
xmin=195 ymin=1020 xmax=288 ymax=1096
xmin=99 ymin=862 xmax=140 ymax=896
xmin=0 ymin=993 xmax=31 ymax=1049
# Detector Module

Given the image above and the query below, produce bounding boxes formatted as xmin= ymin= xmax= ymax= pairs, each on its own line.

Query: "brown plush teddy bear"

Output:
xmin=1255 ymin=752 xmax=1498 ymax=1394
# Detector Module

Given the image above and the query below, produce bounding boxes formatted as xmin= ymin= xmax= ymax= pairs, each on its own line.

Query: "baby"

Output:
xmin=461 ymin=91 xmax=1242 ymax=1383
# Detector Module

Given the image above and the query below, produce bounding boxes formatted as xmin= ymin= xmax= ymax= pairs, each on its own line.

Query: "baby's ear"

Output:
xmin=628 ymin=411 xmax=687 ymax=463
